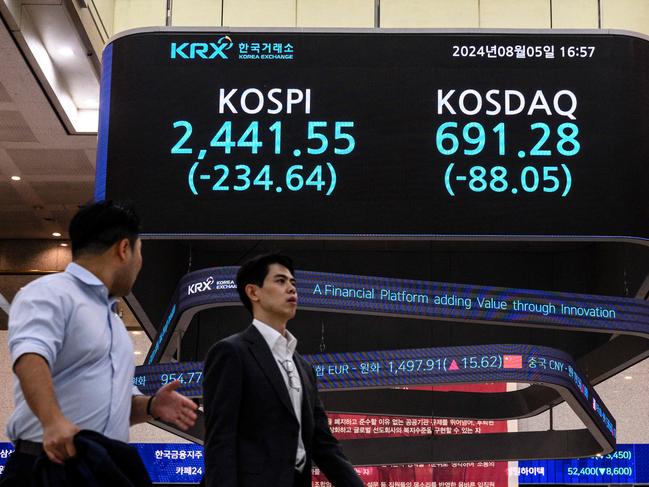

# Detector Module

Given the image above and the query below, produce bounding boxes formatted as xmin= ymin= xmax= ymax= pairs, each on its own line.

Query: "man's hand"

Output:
xmin=13 ymin=354 xmax=80 ymax=464
xmin=42 ymin=415 xmax=80 ymax=465
xmin=151 ymin=381 xmax=198 ymax=430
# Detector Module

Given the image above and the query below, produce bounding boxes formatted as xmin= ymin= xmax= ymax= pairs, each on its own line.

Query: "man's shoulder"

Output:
xmin=223 ymin=326 xmax=253 ymax=345
xmin=204 ymin=328 xmax=250 ymax=359
xmin=22 ymin=270 xmax=72 ymax=287
xmin=14 ymin=271 xmax=77 ymax=301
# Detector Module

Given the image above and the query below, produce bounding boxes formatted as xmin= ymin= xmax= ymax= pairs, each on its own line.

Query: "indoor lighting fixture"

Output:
xmin=134 ymin=351 xmax=142 ymax=355
xmin=624 ymin=375 xmax=633 ymax=380
xmin=60 ymin=243 xmax=68 ymax=247
xmin=52 ymin=232 xmax=62 ymax=237
xmin=131 ymin=331 xmax=142 ymax=335
xmin=58 ymin=47 xmax=74 ymax=58
xmin=10 ymin=176 xmax=21 ymax=181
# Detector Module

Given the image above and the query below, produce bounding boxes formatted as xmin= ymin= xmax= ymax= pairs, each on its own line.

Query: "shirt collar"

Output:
xmin=65 ymin=262 xmax=115 ymax=305
xmin=252 ymin=318 xmax=298 ymax=357
xmin=66 ymin=262 xmax=104 ymax=286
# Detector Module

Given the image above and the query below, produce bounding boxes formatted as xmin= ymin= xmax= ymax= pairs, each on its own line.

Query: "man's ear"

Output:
xmin=245 ymin=283 xmax=260 ymax=303
xmin=114 ymin=238 xmax=130 ymax=261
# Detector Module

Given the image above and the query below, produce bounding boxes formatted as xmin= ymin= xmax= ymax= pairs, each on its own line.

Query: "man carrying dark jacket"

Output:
xmin=1 ymin=201 xmax=198 ymax=486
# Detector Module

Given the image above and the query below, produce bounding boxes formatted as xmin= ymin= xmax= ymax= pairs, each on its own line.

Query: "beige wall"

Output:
xmin=91 ymin=0 xmax=116 ymax=38
xmin=381 ymin=0 xmax=480 ymax=28
xmin=297 ymin=0 xmax=375 ymax=28
xmin=552 ymin=0 xmax=599 ymax=29
xmin=113 ymin=0 xmax=167 ymax=35
xmin=98 ymin=0 xmax=649 ymax=35
xmin=223 ymin=0 xmax=295 ymax=27
xmin=519 ymin=357 xmax=649 ymax=444
xmin=602 ymin=0 xmax=649 ymax=33
xmin=480 ymin=0 xmax=551 ymax=28
xmin=172 ymin=0 xmax=222 ymax=27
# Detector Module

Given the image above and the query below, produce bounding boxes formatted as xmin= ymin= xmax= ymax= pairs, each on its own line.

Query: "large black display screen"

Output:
xmin=97 ymin=30 xmax=649 ymax=242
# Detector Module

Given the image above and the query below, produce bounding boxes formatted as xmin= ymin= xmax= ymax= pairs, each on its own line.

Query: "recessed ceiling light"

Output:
xmin=10 ymin=176 xmax=21 ymax=181
xmin=130 ymin=331 xmax=142 ymax=335
xmin=624 ymin=375 xmax=633 ymax=380
xmin=58 ymin=47 xmax=74 ymax=58
xmin=52 ymin=232 xmax=62 ymax=237
xmin=134 ymin=351 xmax=142 ymax=355
xmin=60 ymin=243 xmax=68 ymax=247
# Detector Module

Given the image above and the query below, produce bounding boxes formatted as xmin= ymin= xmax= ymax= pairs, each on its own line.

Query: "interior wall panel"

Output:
xmin=601 ymin=0 xmax=649 ymax=35
xmin=171 ymin=0 xmax=222 ymax=27
xmin=297 ymin=0 xmax=374 ymax=28
xmin=92 ymin=0 xmax=116 ymax=37
xmin=480 ymin=0 xmax=551 ymax=28
xmin=0 ymin=240 xmax=70 ymax=273
xmin=552 ymin=0 xmax=599 ymax=28
xmin=113 ymin=0 xmax=166 ymax=35
xmin=380 ymin=0 xmax=479 ymax=28
xmin=222 ymin=0 xmax=296 ymax=27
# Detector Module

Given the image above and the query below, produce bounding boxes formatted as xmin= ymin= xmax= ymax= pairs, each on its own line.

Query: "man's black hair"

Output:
xmin=236 ymin=253 xmax=295 ymax=314
xmin=69 ymin=200 xmax=141 ymax=258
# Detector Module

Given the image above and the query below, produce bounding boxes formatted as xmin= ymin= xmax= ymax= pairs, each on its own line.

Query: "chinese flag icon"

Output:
xmin=503 ymin=355 xmax=523 ymax=369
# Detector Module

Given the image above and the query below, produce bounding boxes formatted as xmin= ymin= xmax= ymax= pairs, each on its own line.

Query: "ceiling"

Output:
xmin=0 ymin=7 xmax=97 ymax=240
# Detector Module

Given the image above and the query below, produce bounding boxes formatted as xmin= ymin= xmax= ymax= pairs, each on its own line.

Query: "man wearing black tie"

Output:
xmin=203 ymin=254 xmax=364 ymax=487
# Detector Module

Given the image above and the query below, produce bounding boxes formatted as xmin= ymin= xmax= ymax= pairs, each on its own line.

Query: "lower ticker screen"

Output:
xmin=134 ymin=343 xmax=615 ymax=445
xmin=518 ymin=444 xmax=649 ymax=484
xmin=3 ymin=442 xmax=645 ymax=485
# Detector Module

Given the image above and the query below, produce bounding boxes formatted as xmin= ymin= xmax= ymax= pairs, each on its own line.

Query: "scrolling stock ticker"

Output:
xmin=97 ymin=31 xmax=649 ymax=240
xmin=134 ymin=267 xmax=649 ymax=463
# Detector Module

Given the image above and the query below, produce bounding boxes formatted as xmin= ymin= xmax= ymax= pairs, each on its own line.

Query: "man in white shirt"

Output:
xmin=203 ymin=254 xmax=364 ymax=487
xmin=1 ymin=201 xmax=198 ymax=485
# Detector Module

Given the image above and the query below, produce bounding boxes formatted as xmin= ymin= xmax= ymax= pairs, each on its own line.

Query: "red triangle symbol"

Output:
xmin=449 ymin=360 xmax=459 ymax=371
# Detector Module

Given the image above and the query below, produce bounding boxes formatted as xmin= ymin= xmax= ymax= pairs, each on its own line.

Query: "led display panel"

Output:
xmin=97 ymin=30 xmax=649 ymax=242
xmin=134 ymin=343 xmax=616 ymax=450
xmin=518 ymin=444 xmax=649 ymax=484
xmin=5 ymin=442 xmax=647 ymax=484
xmin=145 ymin=267 xmax=649 ymax=365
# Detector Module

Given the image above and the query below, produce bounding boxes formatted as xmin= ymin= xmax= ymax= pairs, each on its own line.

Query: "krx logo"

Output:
xmin=188 ymin=276 xmax=215 ymax=295
xmin=171 ymin=35 xmax=233 ymax=60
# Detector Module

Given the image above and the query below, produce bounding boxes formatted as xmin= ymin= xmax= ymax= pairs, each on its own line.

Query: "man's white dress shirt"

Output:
xmin=252 ymin=319 xmax=306 ymax=471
